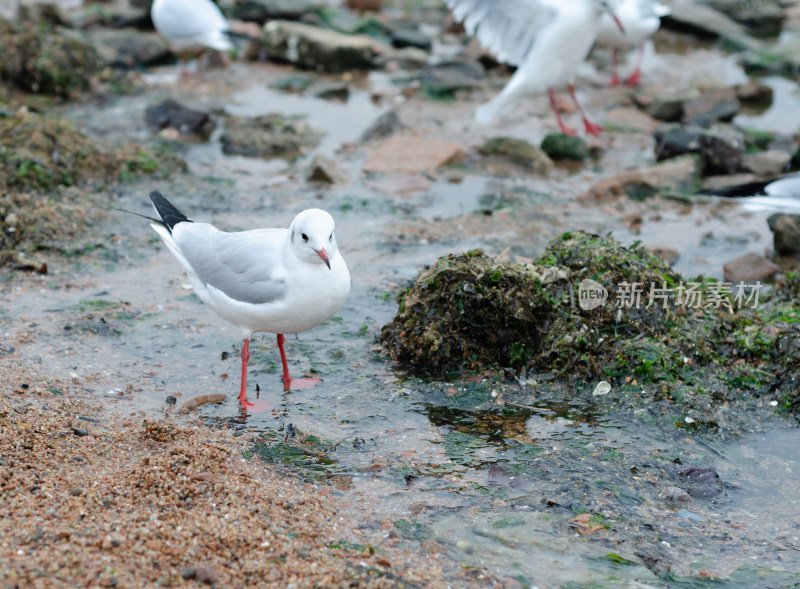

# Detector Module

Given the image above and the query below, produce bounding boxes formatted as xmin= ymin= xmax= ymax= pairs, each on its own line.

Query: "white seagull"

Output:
xmin=596 ymin=0 xmax=669 ymax=86
xmin=147 ymin=191 xmax=351 ymax=412
xmin=151 ymin=0 xmax=239 ymax=55
xmin=445 ymin=0 xmax=625 ymax=135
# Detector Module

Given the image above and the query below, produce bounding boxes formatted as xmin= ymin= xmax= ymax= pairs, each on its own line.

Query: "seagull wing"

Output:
xmin=173 ymin=224 xmax=289 ymax=305
xmin=445 ymin=0 xmax=558 ymax=65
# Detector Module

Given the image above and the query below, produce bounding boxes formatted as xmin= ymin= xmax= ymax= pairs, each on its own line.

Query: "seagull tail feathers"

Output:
xmin=475 ymin=94 xmax=510 ymax=124
xmin=150 ymin=191 xmax=192 ymax=234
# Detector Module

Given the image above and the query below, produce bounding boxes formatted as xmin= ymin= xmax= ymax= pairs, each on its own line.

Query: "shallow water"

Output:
xmin=4 ymin=38 xmax=800 ymax=588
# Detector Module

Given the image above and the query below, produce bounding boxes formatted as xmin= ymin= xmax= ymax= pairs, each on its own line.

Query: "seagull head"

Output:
xmin=289 ymin=209 xmax=339 ymax=270
xmin=596 ymin=0 xmax=625 ymax=34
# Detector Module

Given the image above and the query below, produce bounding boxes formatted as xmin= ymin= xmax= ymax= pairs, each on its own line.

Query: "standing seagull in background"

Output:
xmin=445 ymin=0 xmax=625 ymax=135
xmin=151 ymin=0 xmax=237 ymax=65
xmin=147 ymin=192 xmax=351 ymax=412
xmin=596 ymin=0 xmax=669 ymax=86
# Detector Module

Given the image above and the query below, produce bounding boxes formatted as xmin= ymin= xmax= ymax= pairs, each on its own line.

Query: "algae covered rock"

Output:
xmin=380 ymin=249 xmax=567 ymax=375
xmin=381 ymin=232 xmax=683 ymax=377
xmin=0 ymin=110 xmax=184 ymax=192
xmin=0 ymin=110 xmax=186 ymax=266
xmin=0 ymin=18 xmax=101 ymax=97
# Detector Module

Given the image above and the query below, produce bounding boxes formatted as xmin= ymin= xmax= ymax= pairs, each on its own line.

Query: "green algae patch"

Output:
xmin=0 ymin=110 xmax=185 ymax=266
xmin=0 ymin=18 xmax=101 ymax=98
xmin=380 ymin=249 xmax=562 ymax=375
xmin=381 ymin=231 xmax=800 ymax=423
xmin=0 ymin=110 xmax=184 ymax=193
xmin=380 ymin=233 xmax=684 ymax=377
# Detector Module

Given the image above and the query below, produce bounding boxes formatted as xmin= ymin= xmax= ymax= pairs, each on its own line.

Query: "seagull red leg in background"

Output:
xmin=549 ymin=89 xmax=577 ymax=136
xmin=625 ymin=44 xmax=645 ymax=86
xmin=610 ymin=49 xmax=621 ymax=86
xmin=569 ymin=85 xmax=603 ymax=136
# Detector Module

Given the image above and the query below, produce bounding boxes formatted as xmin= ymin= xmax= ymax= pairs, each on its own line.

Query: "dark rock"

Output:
xmin=478 ymin=137 xmax=553 ymax=174
xmin=72 ymin=428 xmax=89 ymax=437
xmin=235 ymin=0 xmax=324 ymax=23
xmin=391 ymin=29 xmax=432 ymax=52
xmin=221 ymin=114 xmax=320 ymax=160
xmin=259 ymin=20 xmax=379 ymax=73
xmin=768 ymin=214 xmax=800 ymax=255
xmin=145 ymin=100 xmax=213 ymax=137
xmin=654 ymin=124 xmax=704 ymax=161
xmin=633 ymin=93 xmax=685 ymax=122
xmin=736 ymin=80 xmax=773 ymax=105
xmin=89 ymin=29 xmax=172 ymax=69
xmin=683 ymin=88 xmax=740 ymax=127
xmin=420 ymin=57 xmax=484 ymax=99
xmin=723 ymin=252 xmax=780 ymax=283
xmin=346 ymin=0 xmax=382 ymax=10
xmin=699 ymin=126 xmax=745 ymax=176
xmin=360 ymin=110 xmax=403 ymax=142
xmin=313 ymin=82 xmax=349 ymax=102
xmin=165 ymin=395 xmax=177 ymax=406
xmin=670 ymin=465 xmax=724 ymax=499
xmin=181 ymin=568 xmax=196 ymax=580
xmin=540 ymin=133 xmax=589 ymax=162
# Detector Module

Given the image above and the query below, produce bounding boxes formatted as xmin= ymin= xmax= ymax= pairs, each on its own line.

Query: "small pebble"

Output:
xmin=70 ymin=487 xmax=83 ymax=497
xmin=72 ymin=428 xmax=89 ymax=437
xmin=165 ymin=395 xmax=177 ymax=406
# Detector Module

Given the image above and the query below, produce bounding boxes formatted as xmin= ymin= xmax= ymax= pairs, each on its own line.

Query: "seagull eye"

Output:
xmin=301 ymin=233 xmax=308 ymax=242
xmin=329 ymin=233 xmax=333 ymax=241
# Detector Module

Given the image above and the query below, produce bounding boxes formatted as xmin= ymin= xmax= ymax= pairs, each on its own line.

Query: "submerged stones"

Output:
xmin=220 ymin=114 xmax=320 ymax=160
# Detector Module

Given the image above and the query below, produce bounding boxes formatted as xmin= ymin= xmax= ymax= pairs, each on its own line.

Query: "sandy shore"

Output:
xmin=0 ymin=364 xmax=496 ymax=588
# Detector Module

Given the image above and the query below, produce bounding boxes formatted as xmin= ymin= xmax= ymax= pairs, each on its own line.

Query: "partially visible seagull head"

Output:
xmin=596 ymin=0 xmax=625 ymax=34
xmin=289 ymin=209 xmax=338 ymax=270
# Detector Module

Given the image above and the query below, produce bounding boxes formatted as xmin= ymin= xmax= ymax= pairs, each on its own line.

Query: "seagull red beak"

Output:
xmin=612 ymin=14 xmax=625 ymax=34
xmin=315 ymin=248 xmax=331 ymax=269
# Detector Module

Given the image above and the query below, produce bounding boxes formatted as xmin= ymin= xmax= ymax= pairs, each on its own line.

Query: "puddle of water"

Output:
xmin=735 ymin=76 xmax=800 ymax=134
xmin=223 ymin=84 xmax=388 ymax=157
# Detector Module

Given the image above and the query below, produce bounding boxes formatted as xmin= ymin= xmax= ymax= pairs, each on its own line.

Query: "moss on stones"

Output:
xmin=0 ymin=18 xmax=101 ymax=98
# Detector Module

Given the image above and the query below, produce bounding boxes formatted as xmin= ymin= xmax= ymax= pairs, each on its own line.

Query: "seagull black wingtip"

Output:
xmin=150 ymin=191 xmax=193 ymax=233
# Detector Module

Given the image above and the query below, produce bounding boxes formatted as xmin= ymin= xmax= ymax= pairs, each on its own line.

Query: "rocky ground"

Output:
xmin=2 ymin=0 xmax=800 ymax=587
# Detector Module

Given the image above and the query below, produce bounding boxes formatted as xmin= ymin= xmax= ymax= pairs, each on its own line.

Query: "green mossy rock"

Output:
xmin=0 ymin=18 xmax=101 ymax=97
xmin=380 ymin=232 xmax=683 ymax=377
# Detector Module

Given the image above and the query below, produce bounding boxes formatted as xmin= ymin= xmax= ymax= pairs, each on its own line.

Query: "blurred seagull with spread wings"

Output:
xmin=597 ymin=0 xmax=669 ymax=86
xmin=445 ymin=0 xmax=624 ymax=135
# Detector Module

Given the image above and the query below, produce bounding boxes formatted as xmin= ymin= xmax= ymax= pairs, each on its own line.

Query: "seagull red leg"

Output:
xmin=277 ymin=334 xmax=323 ymax=391
xmin=549 ymin=88 xmax=576 ymax=136
xmin=624 ymin=45 xmax=645 ymax=87
xmin=277 ymin=333 xmax=292 ymax=391
xmin=568 ymin=85 xmax=603 ymax=136
xmin=610 ymin=49 xmax=621 ymax=86
xmin=238 ymin=338 xmax=253 ymax=408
